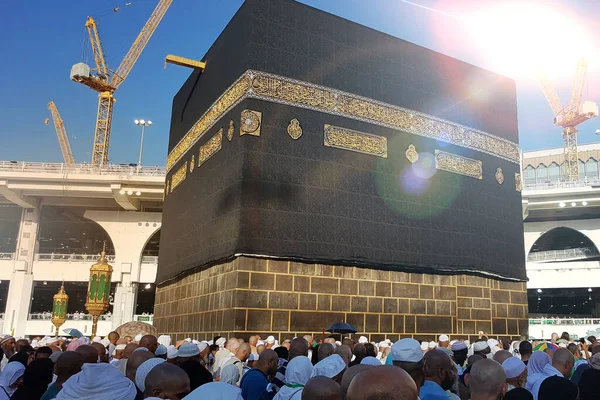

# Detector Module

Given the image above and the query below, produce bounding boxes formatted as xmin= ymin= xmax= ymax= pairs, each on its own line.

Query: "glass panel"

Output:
xmin=548 ymin=162 xmax=560 ymax=182
xmin=579 ymin=160 xmax=586 ymax=179
xmin=586 ymin=158 xmax=598 ymax=179
xmin=98 ymin=275 xmax=107 ymax=301
xmin=89 ymin=275 xmax=98 ymax=301
xmin=524 ymin=166 xmax=536 ymax=184
xmin=536 ymin=164 xmax=548 ymax=183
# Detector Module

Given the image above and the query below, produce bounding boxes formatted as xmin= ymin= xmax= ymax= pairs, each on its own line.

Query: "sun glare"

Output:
xmin=459 ymin=2 xmax=596 ymax=80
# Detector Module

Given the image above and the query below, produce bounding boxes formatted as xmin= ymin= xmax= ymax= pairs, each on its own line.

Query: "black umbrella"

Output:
xmin=327 ymin=322 xmax=357 ymax=334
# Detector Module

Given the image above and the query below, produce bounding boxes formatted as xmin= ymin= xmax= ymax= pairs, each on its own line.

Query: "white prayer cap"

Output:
xmin=428 ymin=341 xmax=436 ymax=349
xmin=92 ymin=336 xmax=102 ymax=343
xmin=155 ymin=344 xmax=167 ymax=356
xmin=166 ymin=345 xmax=178 ymax=359
xmin=178 ymin=343 xmax=200 ymax=357
xmin=185 ymin=338 xmax=192 ymax=343
xmin=378 ymin=341 xmax=389 ymax=349
xmin=216 ymin=337 xmax=227 ymax=347
xmin=134 ymin=334 xmax=143 ymax=342
xmin=421 ymin=342 xmax=428 ymax=351
xmin=311 ymin=354 xmax=347 ymax=378
xmin=266 ymin=336 xmax=275 ymax=344
xmin=192 ymin=340 xmax=200 ymax=345
xmin=197 ymin=342 xmax=208 ymax=353
xmin=473 ymin=341 xmax=489 ymax=352
xmin=360 ymin=356 xmax=381 ymax=366
xmin=135 ymin=358 xmax=165 ymax=391
xmin=502 ymin=357 xmax=525 ymax=379
xmin=487 ymin=339 xmax=500 ymax=348
xmin=208 ymin=340 xmax=214 ymax=346
xmin=100 ymin=338 xmax=110 ymax=347
xmin=358 ymin=336 xmax=368 ymax=344
xmin=439 ymin=334 xmax=449 ymax=342
xmin=335 ymin=341 xmax=341 ymax=347
xmin=257 ymin=340 xmax=265 ymax=346
xmin=157 ymin=335 xmax=171 ymax=347
xmin=116 ymin=344 xmax=127 ymax=351
xmin=463 ymin=340 xmax=471 ymax=349
xmin=392 ymin=339 xmax=424 ymax=363
xmin=385 ymin=339 xmax=391 ymax=344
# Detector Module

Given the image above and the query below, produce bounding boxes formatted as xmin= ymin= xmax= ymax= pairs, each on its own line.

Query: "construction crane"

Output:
xmin=47 ymin=102 xmax=75 ymax=165
xmin=70 ymin=0 xmax=173 ymax=166
xmin=539 ymin=58 xmax=599 ymax=181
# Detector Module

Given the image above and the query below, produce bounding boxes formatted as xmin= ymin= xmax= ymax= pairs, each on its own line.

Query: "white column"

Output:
xmin=5 ymin=205 xmax=40 ymax=337
xmin=83 ymin=210 xmax=160 ymax=330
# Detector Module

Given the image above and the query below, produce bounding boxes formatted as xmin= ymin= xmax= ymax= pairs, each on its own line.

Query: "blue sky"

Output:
xmin=1 ymin=0 xmax=599 ymax=166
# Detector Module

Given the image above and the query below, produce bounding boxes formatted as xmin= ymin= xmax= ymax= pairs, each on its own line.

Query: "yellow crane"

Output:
xmin=47 ymin=101 xmax=76 ymax=165
xmin=164 ymin=54 xmax=206 ymax=70
xmin=70 ymin=0 xmax=173 ymax=166
xmin=539 ymin=58 xmax=599 ymax=181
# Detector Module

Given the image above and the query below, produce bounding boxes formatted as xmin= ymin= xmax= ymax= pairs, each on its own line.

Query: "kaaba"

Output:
xmin=156 ymin=0 xmax=528 ymax=342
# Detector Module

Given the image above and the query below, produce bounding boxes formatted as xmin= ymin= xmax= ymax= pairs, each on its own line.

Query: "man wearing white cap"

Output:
xmin=428 ymin=341 xmax=437 ymax=350
xmin=421 ymin=342 xmax=429 ymax=354
xmin=472 ymin=341 xmax=491 ymax=359
xmin=177 ymin=343 xmax=201 ymax=366
xmin=390 ymin=338 xmax=425 ymax=388
xmin=155 ymin=344 xmax=168 ymax=360
xmin=266 ymin=336 xmax=276 ymax=349
xmin=166 ymin=345 xmax=178 ymax=364
xmin=438 ymin=335 xmax=450 ymax=349
xmin=358 ymin=336 xmax=368 ymax=344
xmin=502 ymin=357 xmax=527 ymax=391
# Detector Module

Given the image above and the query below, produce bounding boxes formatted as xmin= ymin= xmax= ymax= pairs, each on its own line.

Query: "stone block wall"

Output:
xmin=154 ymin=257 xmax=528 ymax=342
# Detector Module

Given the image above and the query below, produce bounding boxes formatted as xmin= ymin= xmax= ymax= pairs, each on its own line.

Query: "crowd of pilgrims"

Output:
xmin=0 ymin=330 xmax=597 ymax=399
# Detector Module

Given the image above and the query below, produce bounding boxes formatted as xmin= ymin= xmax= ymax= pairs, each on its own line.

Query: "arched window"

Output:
xmin=548 ymin=162 xmax=560 ymax=182
xmin=579 ymin=160 xmax=586 ymax=179
xmin=524 ymin=165 xmax=536 ymax=185
xmin=536 ymin=164 xmax=548 ymax=183
xmin=586 ymin=158 xmax=598 ymax=180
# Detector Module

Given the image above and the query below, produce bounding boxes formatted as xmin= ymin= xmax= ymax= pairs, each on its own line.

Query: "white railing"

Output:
xmin=0 ymin=161 xmax=165 ymax=177
xmin=35 ymin=253 xmax=116 ymax=263
xmin=28 ymin=313 xmax=112 ymax=321
xmin=527 ymin=247 xmax=598 ymax=262
xmin=529 ymin=318 xmax=600 ymax=326
xmin=0 ymin=253 xmax=15 ymax=260
xmin=523 ymin=177 xmax=600 ymax=191
xmin=141 ymin=256 xmax=158 ymax=264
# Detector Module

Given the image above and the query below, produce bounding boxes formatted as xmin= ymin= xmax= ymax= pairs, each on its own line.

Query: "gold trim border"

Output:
xmin=198 ymin=130 xmax=223 ymax=168
xmin=324 ymin=124 xmax=387 ymax=158
xmin=435 ymin=150 xmax=483 ymax=180
xmin=171 ymin=162 xmax=188 ymax=192
xmin=167 ymin=70 xmax=519 ymax=172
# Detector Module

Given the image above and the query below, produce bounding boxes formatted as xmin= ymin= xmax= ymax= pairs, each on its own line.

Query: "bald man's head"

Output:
xmin=347 ymin=365 xmax=418 ymax=400
xmin=469 ymin=359 xmax=507 ymax=399
xmin=334 ymin=345 xmax=352 ymax=367
xmin=236 ymin=343 xmax=251 ymax=362
xmin=302 ymin=376 xmax=342 ymax=400
xmin=353 ymin=343 xmax=366 ymax=360
xmin=552 ymin=348 xmax=575 ymax=377
xmin=492 ymin=350 xmax=513 ymax=365
xmin=144 ymin=363 xmax=190 ymax=399
xmin=423 ymin=349 xmax=455 ymax=391
xmin=257 ymin=349 xmax=279 ymax=377
xmin=341 ymin=365 xmax=372 ymax=396
xmin=126 ymin=350 xmax=155 ymax=382
xmin=76 ymin=345 xmax=99 ymax=364
xmin=139 ymin=335 xmax=158 ymax=354
xmin=289 ymin=337 xmax=309 ymax=360
xmin=55 ymin=352 xmax=83 ymax=383
xmin=91 ymin=342 xmax=108 ymax=363
xmin=122 ymin=343 xmax=138 ymax=359
xmin=318 ymin=343 xmax=335 ymax=361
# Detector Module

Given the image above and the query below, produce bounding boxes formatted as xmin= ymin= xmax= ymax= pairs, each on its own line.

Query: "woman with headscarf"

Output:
xmin=0 ymin=362 xmax=25 ymax=399
xmin=273 ymin=356 xmax=313 ymax=400
xmin=11 ymin=358 xmax=54 ymax=400
xmin=184 ymin=382 xmax=242 ymax=400
xmin=524 ymin=351 xmax=552 ymax=393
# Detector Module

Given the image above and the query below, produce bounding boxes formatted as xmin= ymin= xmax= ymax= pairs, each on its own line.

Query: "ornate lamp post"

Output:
xmin=51 ymin=283 xmax=69 ymax=339
xmin=85 ymin=247 xmax=113 ymax=338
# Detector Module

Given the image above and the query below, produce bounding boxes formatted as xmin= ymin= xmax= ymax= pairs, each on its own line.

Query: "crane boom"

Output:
xmin=47 ymin=102 xmax=75 ymax=165
xmin=567 ymin=58 xmax=587 ymax=118
xmin=112 ymin=0 xmax=173 ymax=89
xmin=85 ymin=17 xmax=109 ymax=78
xmin=539 ymin=74 xmax=564 ymax=118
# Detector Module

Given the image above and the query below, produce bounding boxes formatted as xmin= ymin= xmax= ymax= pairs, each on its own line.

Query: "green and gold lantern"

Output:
xmin=51 ymin=283 xmax=69 ymax=339
xmin=85 ymin=248 xmax=113 ymax=338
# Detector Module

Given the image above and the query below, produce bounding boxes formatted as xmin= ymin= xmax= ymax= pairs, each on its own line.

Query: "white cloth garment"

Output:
xmin=0 ymin=362 xmax=25 ymax=399
xmin=55 ymin=363 xmax=137 ymax=400
xmin=135 ymin=358 xmax=165 ymax=392
xmin=157 ymin=335 xmax=171 ymax=347
xmin=220 ymin=363 xmax=240 ymax=386
xmin=311 ymin=354 xmax=346 ymax=378
xmin=184 ymin=382 xmax=243 ymax=400
xmin=273 ymin=356 xmax=313 ymax=400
